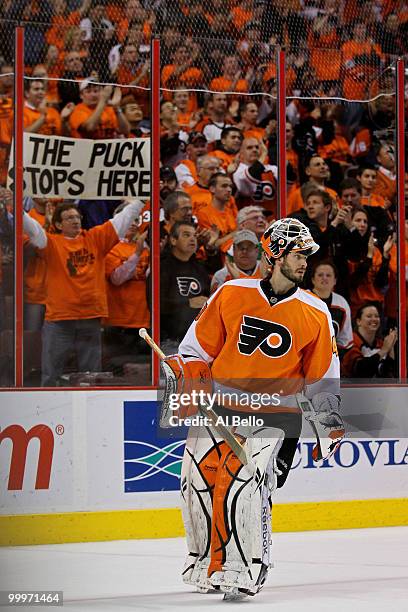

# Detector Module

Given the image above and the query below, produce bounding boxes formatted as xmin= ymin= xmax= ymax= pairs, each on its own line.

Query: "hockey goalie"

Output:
xmin=161 ymin=218 xmax=344 ymax=600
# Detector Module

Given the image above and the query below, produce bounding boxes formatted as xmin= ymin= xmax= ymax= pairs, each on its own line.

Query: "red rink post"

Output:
xmin=14 ymin=26 xmax=25 ymax=387
xmin=151 ymin=38 xmax=161 ymax=386
xmin=277 ymin=48 xmax=287 ymax=219
xmin=396 ymin=58 xmax=406 ymax=380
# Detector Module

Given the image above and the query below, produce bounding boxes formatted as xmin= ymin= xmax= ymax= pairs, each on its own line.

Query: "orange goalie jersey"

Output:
xmin=179 ymin=278 xmax=340 ymax=413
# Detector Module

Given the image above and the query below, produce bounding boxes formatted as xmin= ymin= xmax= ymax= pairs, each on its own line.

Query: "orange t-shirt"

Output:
xmin=318 ymin=136 xmax=350 ymax=164
xmin=0 ymin=96 xmax=13 ymax=145
xmin=176 ymin=158 xmax=198 ymax=187
xmin=309 ymin=30 xmax=341 ymax=81
xmin=23 ymin=104 xmax=62 ymax=136
xmin=341 ymin=40 xmax=384 ymax=100
xmin=193 ymin=198 xmax=238 ymax=252
xmin=348 ymin=248 xmax=385 ymax=317
xmin=374 ymin=169 xmax=396 ymax=203
xmin=161 ymin=65 xmax=203 ymax=110
xmin=211 ymin=149 xmax=236 ymax=171
xmin=0 ymin=96 xmax=12 ymax=185
xmin=24 ymin=208 xmax=48 ymax=305
xmin=46 ymin=11 xmax=81 ymax=51
xmin=116 ymin=63 xmax=149 ymax=114
xmin=39 ymin=221 xmax=118 ymax=321
xmin=185 ymin=183 xmax=212 ymax=208
xmin=69 ymin=103 xmax=119 ymax=139
xmin=243 ymin=126 xmax=265 ymax=142
xmin=117 ymin=19 xmax=151 ymax=43
xmin=209 ymin=76 xmax=248 ymax=95
xmin=361 ymin=193 xmax=387 ymax=208
xmin=104 ymin=243 xmax=150 ymax=328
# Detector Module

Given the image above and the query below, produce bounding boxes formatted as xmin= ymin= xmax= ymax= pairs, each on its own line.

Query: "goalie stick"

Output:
xmin=139 ymin=328 xmax=249 ymax=465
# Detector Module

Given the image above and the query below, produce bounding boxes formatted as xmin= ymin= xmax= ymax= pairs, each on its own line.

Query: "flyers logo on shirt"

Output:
xmin=177 ymin=277 xmax=202 ymax=297
xmin=238 ymin=316 xmax=292 ymax=358
xmin=254 ymin=180 xmax=276 ymax=201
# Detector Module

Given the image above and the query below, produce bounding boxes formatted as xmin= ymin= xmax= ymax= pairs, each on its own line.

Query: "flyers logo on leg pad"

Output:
xmin=238 ymin=316 xmax=292 ymax=358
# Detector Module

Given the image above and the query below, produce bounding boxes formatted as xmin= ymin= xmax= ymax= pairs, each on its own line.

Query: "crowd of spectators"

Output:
xmin=0 ymin=0 xmax=407 ymax=385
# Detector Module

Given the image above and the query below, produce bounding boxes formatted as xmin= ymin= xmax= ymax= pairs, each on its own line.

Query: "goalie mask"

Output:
xmin=261 ymin=218 xmax=319 ymax=264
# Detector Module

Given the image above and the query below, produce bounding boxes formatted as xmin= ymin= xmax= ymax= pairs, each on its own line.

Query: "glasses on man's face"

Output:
xmin=178 ymin=206 xmax=193 ymax=213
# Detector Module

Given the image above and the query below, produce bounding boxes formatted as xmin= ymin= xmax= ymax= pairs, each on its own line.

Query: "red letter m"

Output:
xmin=0 ymin=424 xmax=54 ymax=490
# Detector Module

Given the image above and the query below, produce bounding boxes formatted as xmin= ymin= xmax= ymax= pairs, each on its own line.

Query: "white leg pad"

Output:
xmin=209 ymin=427 xmax=284 ymax=595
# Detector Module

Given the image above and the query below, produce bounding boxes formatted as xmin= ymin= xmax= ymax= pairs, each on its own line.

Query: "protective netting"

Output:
xmin=0 ymin=1 xmax=406 ymax=387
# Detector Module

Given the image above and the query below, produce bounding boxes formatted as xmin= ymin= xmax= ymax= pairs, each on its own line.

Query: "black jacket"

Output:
xmin=159 ymin=252 xmax=211 ymax=341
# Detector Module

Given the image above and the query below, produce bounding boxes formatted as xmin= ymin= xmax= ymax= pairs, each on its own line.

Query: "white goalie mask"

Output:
xmin=261 ymin=217 xmax=320 ymax=264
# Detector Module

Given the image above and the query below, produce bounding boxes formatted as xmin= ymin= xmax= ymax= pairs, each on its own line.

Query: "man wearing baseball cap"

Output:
xmin=69 ymin=79 xmax=129 ymax=139
xmin=210 ymin=229 xmax=262 ymax=292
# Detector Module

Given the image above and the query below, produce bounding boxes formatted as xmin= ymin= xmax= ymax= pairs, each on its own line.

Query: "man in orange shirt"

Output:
xmin=194 ymin=173 xmax=238 ymax=252
xmin=237 ymin=101 xmax=265 ymax=141
xmin=23 ymin=199 xmax=143 ymax=386
xmin=104 ymin=209 xmax=150 ymax=367
xmin=161 ymin=45 xmax=204 ymax=109
xmin=374 ymin=143 xmax=396 ymax=204
xmin=341 ymin=22 xmax=383 ymax=100
xmin=287 ymin=155 xmax=339 ymax=214
xmin=357 ymin=164 xmax=388 ymax=208
xmin=24 ymin=198 xmax=56 ymax=331
xmin=175 ymin=132 xmax=208 ymax=188
xmin=184 ymin=155 xmax=221 ymax=209
xmin=69 ymin=80 xmax=130 ymax=139
xmin=115 ymin=42 xmax=150 ymax=114
xmin=209 ymin=54 xmax=250 ymax=95
xmin=212 ymin=126 xmax=243 ymax=171
xmin=23 ymin=79 xmax=73 ymax=136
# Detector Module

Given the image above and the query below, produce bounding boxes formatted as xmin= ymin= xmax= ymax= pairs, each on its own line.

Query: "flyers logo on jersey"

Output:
xmin=177 ymin=277 xmax=202 ymax=297
xmin=254 ymin=181 xmax=275 ymax=201
xmin=238 ymin=316 xmax=292 ymax=358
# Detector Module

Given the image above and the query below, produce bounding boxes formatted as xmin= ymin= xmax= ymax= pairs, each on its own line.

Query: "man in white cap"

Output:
xmin=69 ymin=79 xmax=129 ymax=139
xmin=210 ymin=229 xmax=261 ymax=292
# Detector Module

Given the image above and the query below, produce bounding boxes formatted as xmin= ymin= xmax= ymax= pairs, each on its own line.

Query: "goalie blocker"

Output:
xmin=160 ymin=354 xmax=212 ymax=427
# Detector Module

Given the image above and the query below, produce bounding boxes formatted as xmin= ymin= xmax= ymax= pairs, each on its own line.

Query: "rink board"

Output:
xmin=0 ymin=389 xmax=407 ymax=545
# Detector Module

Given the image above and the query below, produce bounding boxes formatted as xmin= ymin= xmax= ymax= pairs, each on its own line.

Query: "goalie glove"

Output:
xmin=296 ymin=392 xmax=345 ymax=462
xmin=160 ymin=354 xmax=212 ymax=427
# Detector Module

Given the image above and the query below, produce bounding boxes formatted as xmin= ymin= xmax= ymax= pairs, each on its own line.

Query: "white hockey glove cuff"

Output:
xmin=297 ymin=392 xmax=345 ymax=462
